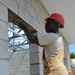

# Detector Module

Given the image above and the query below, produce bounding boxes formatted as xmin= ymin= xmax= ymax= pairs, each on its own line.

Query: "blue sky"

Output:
xmin=69 ymin=44 xmax=75 ymax=54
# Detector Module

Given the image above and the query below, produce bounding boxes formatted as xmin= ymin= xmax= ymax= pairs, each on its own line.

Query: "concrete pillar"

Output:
xmin=64 ymin=42 xmax=72 ymax=75
xmin=0 ymin=3 xmax=9 ymax=75
xmin=29 ymin=44 xmax=44 ymax=75
xmin=64 ymin=51 xmax=72 ymax=75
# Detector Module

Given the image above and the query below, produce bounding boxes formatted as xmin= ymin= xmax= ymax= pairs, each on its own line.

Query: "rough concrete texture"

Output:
xmin=9 ymin=50 xmax=30 ymax=75
xmin=0 ymin=2 xmax=8 ymax=75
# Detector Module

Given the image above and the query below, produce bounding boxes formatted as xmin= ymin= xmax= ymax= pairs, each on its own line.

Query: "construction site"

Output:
xmin=0 ymin=0 xmax=75 ymax=75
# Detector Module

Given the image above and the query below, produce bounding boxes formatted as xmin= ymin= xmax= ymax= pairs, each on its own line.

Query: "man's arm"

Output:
xmin=14 ymin=19 xmax=40 ymax=45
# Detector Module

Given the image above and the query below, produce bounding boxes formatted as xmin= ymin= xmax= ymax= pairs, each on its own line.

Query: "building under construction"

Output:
xmin=0 ymin=0 xmax=75 ymax=75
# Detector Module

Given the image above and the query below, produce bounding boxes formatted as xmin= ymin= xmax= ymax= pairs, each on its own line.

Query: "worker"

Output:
xmin=14 ymin=13 xmax=68 ymax=75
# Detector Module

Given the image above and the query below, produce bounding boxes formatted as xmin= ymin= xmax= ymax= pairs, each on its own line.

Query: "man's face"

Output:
xmin=45 ymin=22 xmax=53 ymax=33
xmin=45 ymin=19 xmax=60 ymax=33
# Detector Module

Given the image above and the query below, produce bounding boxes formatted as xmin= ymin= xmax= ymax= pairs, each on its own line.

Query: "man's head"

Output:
xmin=45 ymin=13 xmax=64 ymax=33
xmin=45 ymin=19 xmax=60 ymax=33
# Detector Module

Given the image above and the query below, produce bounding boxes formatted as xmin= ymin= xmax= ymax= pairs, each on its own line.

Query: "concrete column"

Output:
xmin=64 ymin=50 xmax=72 ymax=75
xmin=64 ymin=42 xmax=72 ymax=75
xmin=0 ymin=3 xmax=9 ymax=75
xmin=29 ymin=44 xmax=44 ymax=75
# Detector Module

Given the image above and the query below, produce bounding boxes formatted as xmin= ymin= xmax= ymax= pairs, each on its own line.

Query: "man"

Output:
xmin=14 ymin=13 xmax=68 ymax=75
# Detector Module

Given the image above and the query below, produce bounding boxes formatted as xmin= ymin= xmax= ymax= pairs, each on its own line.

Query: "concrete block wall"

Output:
xmin=64 ymin=38 xmax=71 ymax=75
xmin=29 ymin=44 xmax=43 ymax=75
xmin=60 ymin=32 xmax=71 ymax=74
xmin=0 ymin=2 xmax=9 ymax=75
xmin=0 ymin=0 xmax=49 ymax=34
xmin=0 ymin=0 xmax=48 ymax=75
xmin=9 ymin=50 xmax=30 ymax=75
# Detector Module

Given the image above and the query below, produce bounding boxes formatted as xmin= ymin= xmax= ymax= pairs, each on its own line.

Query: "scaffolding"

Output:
xmin=8 ymin=23 xmax=29 ymax=52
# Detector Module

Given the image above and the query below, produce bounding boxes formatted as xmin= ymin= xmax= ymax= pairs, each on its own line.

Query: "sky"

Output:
xmin=69 ymin=44 xmax=75 ymax=54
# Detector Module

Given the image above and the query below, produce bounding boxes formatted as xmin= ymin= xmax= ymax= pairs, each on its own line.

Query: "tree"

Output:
xmin=70 ymin=52 xmax=75 ymax=59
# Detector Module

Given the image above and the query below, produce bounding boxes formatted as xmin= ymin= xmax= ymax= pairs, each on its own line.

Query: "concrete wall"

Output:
xmin=60 ymin=33 xmax=71 ymax=74
xmin=0 ymin=0 xmax=49 ymax=34
xmin=64 ymin=38 xmax=71 ymax=75
xmin=9 ymin=50 xmax=30 ymax=75
xmin=0 ymin=0 xmax=71 ymax=75
xmin=0 ymin=2 xmax=9 ymax=75
xmin=29 ymin=44 xmax=43 ymax=75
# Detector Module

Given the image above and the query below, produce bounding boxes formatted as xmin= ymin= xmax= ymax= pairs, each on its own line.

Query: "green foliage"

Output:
xmin=70 ymin=52 xmax=75 ymax=59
